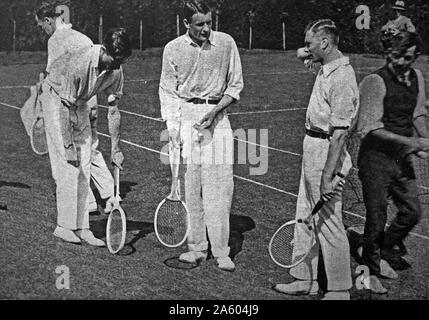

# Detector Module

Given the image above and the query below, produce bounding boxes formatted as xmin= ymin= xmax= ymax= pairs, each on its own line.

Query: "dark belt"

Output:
xmin=187 ymin=98 xmax=221 ymax=105
xmin=305 ymin=129 xmax=331 ymax=140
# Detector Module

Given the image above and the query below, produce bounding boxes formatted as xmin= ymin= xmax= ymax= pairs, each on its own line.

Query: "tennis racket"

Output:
xmin=268 ymin=173 xmax=345 ymax=269
xmin=154 ymin=142 xmax=190 ymax=248
xmin=106 ymin=166 xmax=126 ymax=254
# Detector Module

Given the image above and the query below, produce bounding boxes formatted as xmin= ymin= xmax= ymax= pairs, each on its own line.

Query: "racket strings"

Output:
xmin=156 ymin=199 xmax=188 ymax=246
xmin=107 ymin=209 xmax=124 ymax=252
xmin=270 ymin=223 xmax=308 ymax=267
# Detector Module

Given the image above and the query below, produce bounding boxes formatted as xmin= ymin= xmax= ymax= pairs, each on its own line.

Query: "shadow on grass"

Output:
xmin=90 ymin=180 xmax=138 ymax=211
xmin=229 ymin=214 xmax=256 ymax=260
xmin=0 ymin=181 xmax=31 ymax=189
xmin=90 ymin=218 xmax=154 ymax=256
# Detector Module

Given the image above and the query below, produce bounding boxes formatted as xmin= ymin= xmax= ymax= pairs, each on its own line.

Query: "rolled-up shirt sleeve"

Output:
xmin=224 ymin=37 xmax=244 ymax=101
xmin=159 ymin=44 xmax=180 ymax=131
xmin=104 ymin=68 xmax=124 ymax=103
xmin=413 ymin=69 xmax=427 ymax=120
xmin=329 ymin=72 xmax=359 ymax=129
xmin=356 ymin=74 xmax=386 ymax=137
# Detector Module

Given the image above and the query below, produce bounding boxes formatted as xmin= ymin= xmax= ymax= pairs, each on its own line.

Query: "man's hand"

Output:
xmin=297 ymin=47 xmax=311 ymax=61
xmin=39 ymin=72 xmax=46 ymax=82
xmin=416 ymin=151 xmax=429 ymax=159
xmin=196 ymin=110 xmax=217 ymax=130
xmin=168 ymin=128 xmax=181 ymax=149
xmin=410 ymin=137 xmax=429 ymax=152
xmin=111 ymin=150 xmax=124 ymax=170
xmin=320 ymin=174 xmax=346 ymax=202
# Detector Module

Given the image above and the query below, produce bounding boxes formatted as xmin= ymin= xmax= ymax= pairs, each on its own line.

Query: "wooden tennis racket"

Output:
xmin=268 ymin=173 xmax=345 ymax=268
xmin=106 ymin=166 xmax=126 ymax=254
xmin=154 ymin=142 xmax=190 ymax=248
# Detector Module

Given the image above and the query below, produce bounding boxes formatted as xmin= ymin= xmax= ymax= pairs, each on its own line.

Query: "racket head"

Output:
xmin=268 ymin=219 xmax=315 ymax=269
xmin=106 ymin=203 xmax=127 ymax=254
xmin=154 ymin=197 xmax=190 ymax=248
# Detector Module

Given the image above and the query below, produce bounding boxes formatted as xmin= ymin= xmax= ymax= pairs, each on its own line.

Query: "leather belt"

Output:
xmin=305 ymin=129 xmax=331 ymax=140
xmin=187 ymin=98 xmax=221 ymax=105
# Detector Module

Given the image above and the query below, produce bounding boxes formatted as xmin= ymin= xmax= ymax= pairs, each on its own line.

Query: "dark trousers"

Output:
xmin=358 ymin=151 xmax=421 ymax=276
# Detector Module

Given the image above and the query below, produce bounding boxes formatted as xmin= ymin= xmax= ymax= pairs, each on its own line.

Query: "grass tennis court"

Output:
xmin=0 ymin=49 xmax=428 ymax=300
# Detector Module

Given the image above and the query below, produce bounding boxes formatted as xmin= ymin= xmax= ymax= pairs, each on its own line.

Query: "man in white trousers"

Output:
xmin=35 ymin=2 xmax=117 ymax=215
xmin=39 ymin=27 xmax=131 ymax=245
xmin=273 ymin=19 xmax=359 ymax=300
xmin=159 ymin=0 xmax=243 ymax=271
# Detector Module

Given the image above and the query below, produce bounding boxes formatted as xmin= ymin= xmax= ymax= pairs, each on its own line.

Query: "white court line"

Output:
xmin=229 ymin=107 xmax=307 ymax=115
xmin=0 ymin=101 xmax=20 ymax=110
xmin=0 ymin=67 xmax=417 ymax=90
xmin=0 ymin=85 xmax=31 ymax=89
xmin=235 ymin=138 xmax=302 ymax=157
xmin=98 ymin=104 xmax=163 ymax=122
xmin=2 ymin=99 xmax=429 ymax=241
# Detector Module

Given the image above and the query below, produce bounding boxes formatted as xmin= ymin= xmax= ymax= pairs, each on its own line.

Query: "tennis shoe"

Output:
xmin=364 ymin=275 xmax=388 ymax=294
xmin=179 ymin=251 xmax=207 ymax=264
xmin=322 ymin=291 xmax=350 ymax=300
xmin=53 ymin=226 xmax=81 ymax=244
xmin=217 ymin=257 xmax=235 ymax=272
xmin=380 ymin=259 xmax=398 ymax=279
xmin=273 ymin=280 xmax=319 ymax=296
xmin=75 ymin=229 xmax=105 ymax=247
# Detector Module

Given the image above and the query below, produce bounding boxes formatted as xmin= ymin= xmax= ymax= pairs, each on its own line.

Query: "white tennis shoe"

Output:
xmin=273 ymin=280 xmax=319 ymax=296
xmin=322 ymin=291 xmax=350 ymax=300
xmin=53 ymin=226 xmax=81 ymax=244
xmin=75 ymin=229 xmax=105 ymax=247
xmin=179 ymin=251 xmax=207 ymax=264
xmin=217 ymin=257 xmax=235 ymax=272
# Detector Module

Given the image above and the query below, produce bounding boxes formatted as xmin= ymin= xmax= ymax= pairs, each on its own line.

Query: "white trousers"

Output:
xmin=40 ymin=83 xmax=91 ymax=230
xmin=290 ymin=135 xmax=353 ymax=291
xmin=87 ymin=102 xmax=114 ymax=207
xmin=180 ymin=103 xmax=234 ymax=258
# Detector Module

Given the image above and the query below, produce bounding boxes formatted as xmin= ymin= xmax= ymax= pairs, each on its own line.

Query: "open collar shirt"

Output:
xmin=305 ymin=56 xmax=359 ymax=134
xmin=159 ymin=30 xmax=243 ymax=125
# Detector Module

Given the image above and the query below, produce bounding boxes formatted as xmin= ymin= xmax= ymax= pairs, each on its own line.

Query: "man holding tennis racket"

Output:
xmin=355 ymin=31 xmax=429 ymax=293
xmin=35 ymin=2 xmax=118 ymax=216
xmin=273 ymin=19 xmax=358 ymax=300
xmin=39 ymin=28 xmax=131 ymax=245
xmin=159 ymin=0 xmax=243 ymax=272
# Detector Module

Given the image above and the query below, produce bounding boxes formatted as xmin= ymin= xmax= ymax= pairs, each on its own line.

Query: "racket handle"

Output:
xmin=332 ymin=172 xmax=346 ymax=189
xmin=114 ymin=166 xmax=120 ymax=198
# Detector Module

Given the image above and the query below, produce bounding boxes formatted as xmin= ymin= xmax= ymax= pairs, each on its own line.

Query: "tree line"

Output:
xmin=0 ymin=0 xmax=428 ymax=53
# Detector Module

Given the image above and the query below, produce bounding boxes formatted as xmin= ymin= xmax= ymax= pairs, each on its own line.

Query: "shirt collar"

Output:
xmin=320 ymin=56 xmax=350 ymax=78
xmin=56 ymin=23 xmax=72 ymax=31
xmin=51 ymin=21 xmax=72 ymax=37
xmin=184 ymin=30 xmax=216 ymax=47
xmin=387 ymin=64 xmax=412 ymax=86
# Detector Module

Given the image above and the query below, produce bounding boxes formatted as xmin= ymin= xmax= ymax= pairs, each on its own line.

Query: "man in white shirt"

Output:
xmin=274 ymin=19 xmax=358 ymax=300
xmin=35 ymin=2 xmax=118 ymax=215
xmin=159 ymin=0 xmax=243 ymax=272
xmin=39 ymin=27 xmax=131 ymax=245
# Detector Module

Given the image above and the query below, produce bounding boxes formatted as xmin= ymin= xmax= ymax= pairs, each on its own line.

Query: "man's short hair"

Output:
xmin=183 ymin=0 xmax=211 ymax=22
xmin=103 ymin=28 xmax=132 ymax=59
xmin=36 ymin=1 xmax=62 ymax=19
xmin=381 ymin=31 xmax=422 ymax=56
xmin=304 ymin=19 xmax=339 ymax=46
